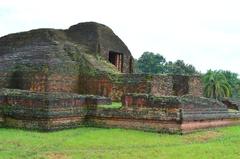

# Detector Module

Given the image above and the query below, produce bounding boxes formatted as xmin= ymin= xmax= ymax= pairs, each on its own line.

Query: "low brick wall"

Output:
xmin=79 ymin=74 xmax=203 ymax=101
xmin=78 ymin=74 xmax=152 ymax=101
xmin=0 ymin=89 xmax=182 ymax=132
xmin=1 ymin=89 xmax=240 ymax=133
xmin=85 ymin=107 xmax=181 ymax=133
xmin=0 ymin=88 xmax=111 ymax=130
xmin=181 ymin=118 xmax=240 ymax=134
xmin=121 ymin=93 xmax=240 ymax=133
xmin=88 ymin=117 xmax=181 ymax=133
xmin=1 ymin=71 xmax=203 ymax=102
xmin=122 ymin=94 xmax=180 ymax=110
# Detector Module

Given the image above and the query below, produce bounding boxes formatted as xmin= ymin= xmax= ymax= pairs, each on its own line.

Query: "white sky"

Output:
xmin=1 ymin=0 xmax=240 ymax=74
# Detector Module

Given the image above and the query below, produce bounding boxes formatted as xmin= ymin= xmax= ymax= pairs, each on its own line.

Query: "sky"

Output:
xmin=1 ymin=0 xmax=240 ymax=74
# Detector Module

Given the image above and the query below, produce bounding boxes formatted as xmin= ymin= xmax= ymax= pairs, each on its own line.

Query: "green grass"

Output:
xmin=97 ymin=102 xmax=122 ymax=109
xmin=1 ymin=126 xmax=240 ymax=159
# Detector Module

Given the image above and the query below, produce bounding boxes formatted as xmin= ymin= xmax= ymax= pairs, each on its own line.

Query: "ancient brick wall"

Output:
xmin=121 ymin=93 xmax=239 ymax=122
xmin=0 ymin=89 xmax=111 ymax=130
xmin=79 ymin=75 xmax=112 ymax=97
xmin=86 ymin=110 xmax=181 ymax=133
xmin=180 ymin=96 xmax=228 ymax=113
xmin=0 ymin=72 xmax=81 ymax=93
xmin=180 ymin=96 xmax=240 ymax=133
xmin=0 ymin=72 xmax=47 ymax=91
xmin=0 ymin=89 xmax=180 ymax=132
xmin=171 ymin=75 xmax=203 ymax=96
xmin=151 ymin=75 xmax=174 ymax=96
xmin=1 ymin=89 xmax=240 ymax=133
xmin=188 ymin=76 xmax=203 ymax=96
xmin=120 ymin=93 xmax=240 ymax=133
xmin=122 ymin=94 xmax=180 ymax=114
xmin=0 ymin=89 xmax=182 ymax=132
xmin=78 ymin=74 xmax=152 ymax=101
xmin=122 ymin=93 xmax=229 ymax=114
xmin=46 ymin=74 xmax=79 ymax=92
xmin=111 ymin=74 xmax=152 ymax=101
xmin=0 ymin=59 xmax=203 ymax=100
xmin=78 ymin=74 xmax=203 ymax=101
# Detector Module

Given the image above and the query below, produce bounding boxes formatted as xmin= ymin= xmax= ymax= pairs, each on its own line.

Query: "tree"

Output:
xmin=136 ymin=52 xmax=199 ymax=75
xmin=165 ymin=60 xmax=198 ymax=75
xmin=218 ymin=70 xmax=240 ymax=98
xmin=133 ymin=58 xmax=142 ymax=73
xmin=137 ymin=52 xmax=166 ymax=74
xmin=203 ymin=70 xmax=232 ymax=99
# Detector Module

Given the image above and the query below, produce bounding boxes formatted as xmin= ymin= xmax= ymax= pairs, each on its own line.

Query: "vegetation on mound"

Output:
xmin=98 ymin=102 xmax=122 ymax=109
xmin=203 ymin=70 xmax=232 ymax=99
xmin=0 ymin=126 xmax=240 ymax=159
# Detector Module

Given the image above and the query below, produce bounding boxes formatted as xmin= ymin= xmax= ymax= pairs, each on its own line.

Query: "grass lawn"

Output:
xmin=0 ymin=126 xmax=240 ymax=159
xmin=97 ymin=102 xmax=122 ymax=109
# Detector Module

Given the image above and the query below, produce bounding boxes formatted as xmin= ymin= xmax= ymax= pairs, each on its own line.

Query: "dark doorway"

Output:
xmin=109 ymin=51 xmax=123 ymax=72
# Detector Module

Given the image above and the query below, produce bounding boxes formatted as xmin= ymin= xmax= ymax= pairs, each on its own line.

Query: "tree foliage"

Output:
xmin=218 ymin=70 xmax=240 ymax=98
xmin=137 ymin=52 xmax=166 ymax=74
xmin=203 ymin=70 xmax=232 ymax=99
xmin=165 ymin=60 xmax=198 ymax=75
xmin=135 ymin=51 xmax=199 ymax=75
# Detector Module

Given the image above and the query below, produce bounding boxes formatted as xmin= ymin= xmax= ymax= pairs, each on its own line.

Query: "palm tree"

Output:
xmin=203 ymin=70 xmax=232 ymax=99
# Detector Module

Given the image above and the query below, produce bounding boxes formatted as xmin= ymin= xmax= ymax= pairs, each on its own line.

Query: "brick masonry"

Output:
xmin=0 ymin=89 xmax=240 ymax=133
xmin=79 ymin=74 xmax=203 ymax=101
xmin=0 ymin=89 xmax=111 ymax=130
xmin=0 ymin=22 xmax=239 ymax=133
xmin=1 ymin=71 xmax=203 ymax=101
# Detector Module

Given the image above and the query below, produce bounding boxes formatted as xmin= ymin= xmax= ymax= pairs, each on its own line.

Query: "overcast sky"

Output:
xmin=1 ymin=0 xmax=240 ymax=74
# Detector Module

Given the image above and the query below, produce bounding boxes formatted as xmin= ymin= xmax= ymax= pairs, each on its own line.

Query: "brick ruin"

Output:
xmin=0 ymin=22 xmax=240 ymax=133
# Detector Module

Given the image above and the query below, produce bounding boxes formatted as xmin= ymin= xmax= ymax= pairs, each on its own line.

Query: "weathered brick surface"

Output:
xmin=120 ymin=93 xmax=240 ymax=132
xmin=122 ymin=94 xmax=180 ymax=113
xmin=4 ymin=116 xmax=85 ymax=131
xmin=181 ymin=119 xmax=240 ymax=133
xmin=46 ymin=74 xmax=79 ymax=92
xmin=0 ymin=89 xmax=111 ymax=130
xmin=221 ymin=98 xmax=240 ymax=110
xmin=88 ymin=117 xmax=181 ymax=133
xmin=79 ymin=74 xmax=203 ymax=101
xmin=87 ymin=108 xmax=179 ymax=121
xmin=1 ymin=21 xmax=233 ymax=133
xmin=151 ymin=75 xmax=174 ymax=96
xmin=188 ymin=76 xmax=203 ymax=96
xmin=1 ymin=89 xmax=240 ymax=133
xmin=0 ymin=89 xmax=180 ymax=132
xmin=122 ymin=93 xmax=228 ymax=112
